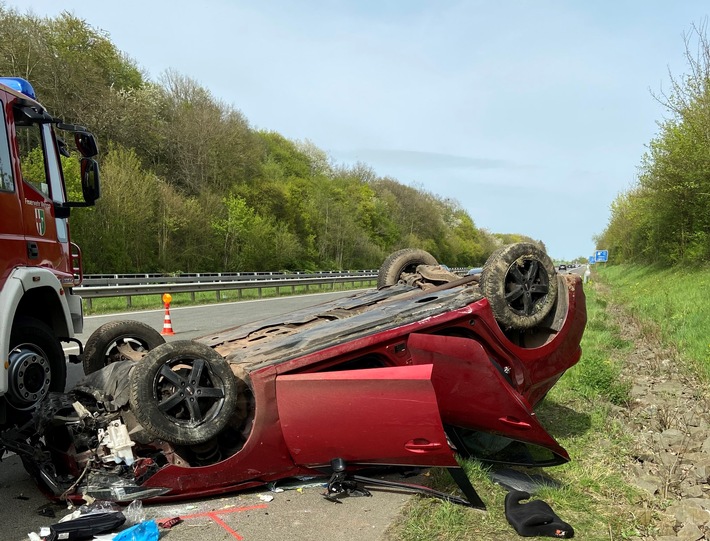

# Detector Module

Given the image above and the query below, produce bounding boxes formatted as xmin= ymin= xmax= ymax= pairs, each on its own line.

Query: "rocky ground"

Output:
xmin=607 ymin=299 xmax=710 ymax=540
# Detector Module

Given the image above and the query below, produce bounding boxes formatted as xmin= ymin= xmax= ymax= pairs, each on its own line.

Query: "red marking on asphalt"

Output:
xmin=159 ymin=503 xmax=268 ymax=540
xmin=209 ymin=513 xmax=243 ymax=540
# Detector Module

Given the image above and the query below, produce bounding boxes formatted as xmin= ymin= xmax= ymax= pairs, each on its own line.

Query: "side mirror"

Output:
xmin=54 ymin=158 xmax=101 ymax=213
xmin=75 ymin=131 xmax=99 ymax=158
xmin=80 ymin=158 xmax=100 ymax=204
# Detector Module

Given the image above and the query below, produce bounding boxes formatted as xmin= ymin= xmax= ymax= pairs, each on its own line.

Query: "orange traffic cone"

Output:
xmin=161 ymin=302 xmax=175 ymax=336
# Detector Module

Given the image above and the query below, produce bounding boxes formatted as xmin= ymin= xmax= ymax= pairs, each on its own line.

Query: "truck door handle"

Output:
xmin=27 ymin=241 xmax=39 ymax=259
xmin=498 ymin=416 xmax=531 ymax=430
xmin=405 ymin=439 xmax=443 ymax=453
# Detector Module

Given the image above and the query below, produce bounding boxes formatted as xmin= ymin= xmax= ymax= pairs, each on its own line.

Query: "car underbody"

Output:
xmin=0 ymin=243 xmax=586 ymax=508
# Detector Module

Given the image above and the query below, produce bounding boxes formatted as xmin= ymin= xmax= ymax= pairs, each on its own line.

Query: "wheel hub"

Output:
xmin=7 ymin=345 xmax=52 ymax=410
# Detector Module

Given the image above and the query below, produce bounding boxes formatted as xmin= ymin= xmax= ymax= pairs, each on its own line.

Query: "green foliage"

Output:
xmin=59 ymin=152 xmax=82 ymax=200
xmin=73 ymin=144 xmax=162 ymax=272
xmin=597 ymin=264 xmax=710 ymax=380
xmin=597 ymin=24 xmax=710 ymax=266
xmin=558 ymin=286 xmax=632 ymax=406
xmin=0 ymin=6 xmax=539 ymax=273
xmin=17 ymin=145 xmax=46 ymax=184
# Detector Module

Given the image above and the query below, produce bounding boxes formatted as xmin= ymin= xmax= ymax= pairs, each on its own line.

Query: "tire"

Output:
xmin=6 ymin=317 xmax=66 ymax=411
xmin=377 ymin=249 xmax=438 ymax=289
xmin=480 ymin=243 xmax=558 ymax=330
xmin=83 ymin=320 xmax=165 ymax=375
xmin=128 ymin=340 xmax=238 ymax=446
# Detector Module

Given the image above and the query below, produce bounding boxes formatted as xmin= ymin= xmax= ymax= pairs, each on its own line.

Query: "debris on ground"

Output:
xmin=112 ymin=520 xmax=158 ymax=541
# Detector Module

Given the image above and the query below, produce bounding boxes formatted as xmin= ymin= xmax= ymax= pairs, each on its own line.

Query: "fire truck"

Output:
xmin=0 ymin=77 xmax=100 ymax=425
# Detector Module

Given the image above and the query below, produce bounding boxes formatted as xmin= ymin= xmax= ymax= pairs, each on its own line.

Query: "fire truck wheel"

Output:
xmin=7 ymin=317 xmax=67 ymax=411
xmin=83 ymin=320 xmax=166 ymax=375
xmin=480 ymin=243 xmax=558 ymax=330
xmin=128 ymin=340 xmax=238 ymax=446
xmin=377 ymin=248 xmax=438 ymax=289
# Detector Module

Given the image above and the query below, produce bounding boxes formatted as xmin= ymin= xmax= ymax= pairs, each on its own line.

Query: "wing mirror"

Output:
xmin=75 ymin=131 xmax=99 ymax=158
xmin=80 ymin=158 xmax=100 ymax=204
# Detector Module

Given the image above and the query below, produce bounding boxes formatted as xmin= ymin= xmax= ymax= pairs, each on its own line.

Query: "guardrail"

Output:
xmin=77 ymin=267 xmax=469 ymax=309
xmin=77 ymin=273 xmax=379 ymax=309
xmin=80 ymin=270 xmax=377 ymax=287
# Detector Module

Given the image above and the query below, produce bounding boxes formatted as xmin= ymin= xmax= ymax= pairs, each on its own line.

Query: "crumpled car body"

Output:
xmin=2 ymin=251 xmax=586 ymax=506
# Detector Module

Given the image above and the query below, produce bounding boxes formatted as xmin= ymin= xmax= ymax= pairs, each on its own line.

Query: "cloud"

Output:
xmin=333 ymin=148 xmax=520 ymax=171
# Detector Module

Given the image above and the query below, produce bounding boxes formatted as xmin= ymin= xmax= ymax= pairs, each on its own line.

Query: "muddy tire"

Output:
xmin=129 ymin=340 xmax=237 ymax=446
xmin=480 ymin=243 xmax=558 ymax=330
xmin=7 ymin=317 xmax=66 ymax=411
xmin=83 ymin=320 xmax=165 ymax=375
xmin=377 ymin=249 xmax=438 ymax=289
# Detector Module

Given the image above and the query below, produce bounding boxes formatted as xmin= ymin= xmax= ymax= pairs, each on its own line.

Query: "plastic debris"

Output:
xmin=46 ymin=510 xmax=126 ymax=540
xmin=97 ymin=419 xmax=136 ymax=466
xmin=157 ymin=517 xmax=183 ymax=529
xmin=77 ymin=500 xmax=122 ymax=515
xmin=258 ymin=494 xmax=274 ymax=502
xmin=113 ymin=520 xmax=159 ymax=541
xmin=123 ymin=499 xmax=146 ymax=526
xmin=267 ymin=477 xmax=326 ymax=492
xmin=36 ymin=504 xmax=57 ymax=518
xmin=490 ymin=468 xmax=561 ymax=495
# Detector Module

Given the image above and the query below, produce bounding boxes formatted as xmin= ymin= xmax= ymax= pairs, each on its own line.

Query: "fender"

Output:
xmin=0 ymin=267 xmax=74 ymax=396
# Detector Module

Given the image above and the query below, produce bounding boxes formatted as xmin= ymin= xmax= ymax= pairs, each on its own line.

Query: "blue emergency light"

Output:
xmin=0 ymin=77 xmax=37 ymax=99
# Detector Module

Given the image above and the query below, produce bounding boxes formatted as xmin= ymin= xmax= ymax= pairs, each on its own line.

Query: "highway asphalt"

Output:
xmin=1 ymin=450 xmax=431 ymax=541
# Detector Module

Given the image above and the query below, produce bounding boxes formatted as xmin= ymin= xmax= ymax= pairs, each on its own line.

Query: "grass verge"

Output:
xmin=594 ymin=264 xmax=710 ymax=380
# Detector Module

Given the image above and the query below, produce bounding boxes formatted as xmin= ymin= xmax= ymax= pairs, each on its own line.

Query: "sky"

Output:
xmin=14 ymin=1 xmax=710 ymax=261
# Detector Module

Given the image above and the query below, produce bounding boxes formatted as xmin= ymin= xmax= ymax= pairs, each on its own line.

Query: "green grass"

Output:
xmin=595 ymin=264 xmax=710 ymax=380
xmin=83 ymin=279 xmax=377 ymax=315
xmin=389 ymin=282 xmax=655 ymax=540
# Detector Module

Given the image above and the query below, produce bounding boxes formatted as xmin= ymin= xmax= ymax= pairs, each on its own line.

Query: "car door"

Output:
xmin=406 ymin=333 xmax=569 ymax=464
xmin=0 ymin=95 xmax=27 ymax=283
xmin=12 ymin=104 xmax=71 ymax=279
xmin=276 ymin=364 xmax=458 ymax=468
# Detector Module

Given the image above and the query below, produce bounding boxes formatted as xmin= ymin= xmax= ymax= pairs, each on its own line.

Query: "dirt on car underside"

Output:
xmin=198 ymin=280 xmax=484 ymax=373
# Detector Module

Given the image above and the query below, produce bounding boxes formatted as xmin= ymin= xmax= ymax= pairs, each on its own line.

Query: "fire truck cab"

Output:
xmin=0 ymin=77 xmax=100 ymax=424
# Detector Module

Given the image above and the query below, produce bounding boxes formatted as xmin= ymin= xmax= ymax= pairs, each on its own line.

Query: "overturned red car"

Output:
xmin=1 ymin=243 xmax=586 ymax=508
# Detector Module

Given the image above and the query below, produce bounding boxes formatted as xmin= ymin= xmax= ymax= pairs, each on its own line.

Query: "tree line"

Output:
xmin=595 ymin=23 xmax=710 ymax=266
xmin=1 ymin=6 xmax=539 ymax=273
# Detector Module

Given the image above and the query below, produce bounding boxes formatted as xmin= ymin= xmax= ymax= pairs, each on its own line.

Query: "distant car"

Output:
xmin=1 ymin=243 xmax=586 ymax=508
xmin=558 ymin=264 xmax=567 ymax=271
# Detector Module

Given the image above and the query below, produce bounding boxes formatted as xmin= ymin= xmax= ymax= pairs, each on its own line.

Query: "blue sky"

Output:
xmin=17 ymin=1 xmax=709 ymax=261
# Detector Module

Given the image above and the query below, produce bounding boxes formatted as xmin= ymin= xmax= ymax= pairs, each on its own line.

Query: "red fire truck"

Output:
xmin=0 ymin=77 xmax=100 ymax=425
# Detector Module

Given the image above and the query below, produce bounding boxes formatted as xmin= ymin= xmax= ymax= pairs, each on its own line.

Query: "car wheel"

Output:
xmin=128 ymin=340 xmax=237 ymax=446
xmin=377 ymin=248 xmax=438 ymax=289
xmin=82 ymin=320 xmax=166 ymax=375
xmin=480 ymin=243 xmax=558 ymax=330
xmin=6 ymin=317 xmax=66 ymax=412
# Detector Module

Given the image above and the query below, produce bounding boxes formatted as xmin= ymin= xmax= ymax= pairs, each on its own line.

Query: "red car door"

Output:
xmin=0 ymin=96 xmax=26 ymax=284
xmin=407 ymin=333 xmax=569 ymax=462
xmin=276 ymin=364 xmax=458 ymax=468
